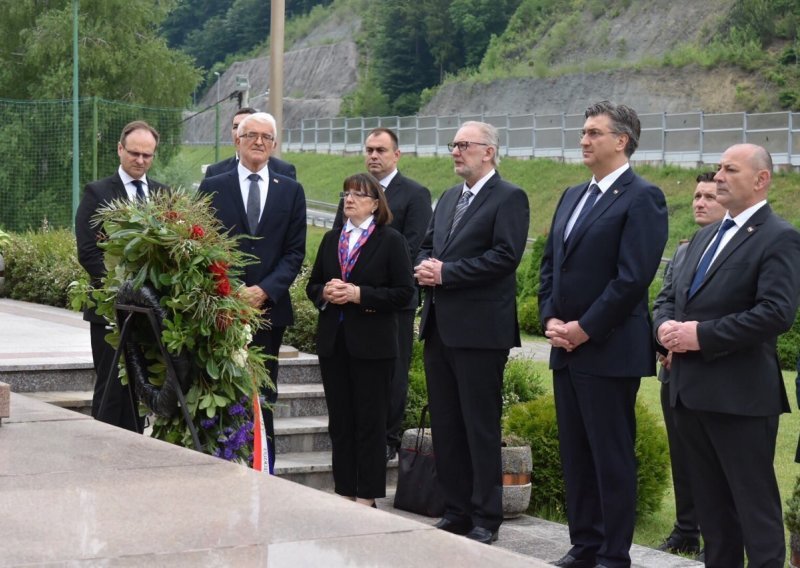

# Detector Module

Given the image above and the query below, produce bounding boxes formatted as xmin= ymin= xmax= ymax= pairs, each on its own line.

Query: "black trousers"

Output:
xmin=319 ymin=327 xmax=392 ymax=498
xmin=659 ymin=381 xmax=699 ymax=539
xmin=90 ymin=322 xmax=142 ymax=432
xmin=386 ymin=307 xmax=415 ymax=448
xmin=253 ymin=325 xmax=285 ymax=474
xmin=423 ymin=316 xmax=506 ymax=532
xmin=674 ymin=404 xmax=784 ymax=568
xmin=553 ymin=367 xmax=640 ymax=568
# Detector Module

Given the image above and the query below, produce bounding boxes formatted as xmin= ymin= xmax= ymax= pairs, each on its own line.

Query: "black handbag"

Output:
xmin=393 ymin=405 xmax=445 ymax=517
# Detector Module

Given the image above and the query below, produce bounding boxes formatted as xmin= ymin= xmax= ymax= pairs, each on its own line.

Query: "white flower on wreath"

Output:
xmin=231 ymin=348 xmax=248 ymax=367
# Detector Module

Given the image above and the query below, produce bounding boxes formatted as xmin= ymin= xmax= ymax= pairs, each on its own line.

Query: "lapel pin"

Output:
xmin=613 ymin=189 xmax=619 ymax=195
xmin=747 ymin=226 xmax=754 ymax=232
xmin=273 ymin=178 xmax=279 ymax=184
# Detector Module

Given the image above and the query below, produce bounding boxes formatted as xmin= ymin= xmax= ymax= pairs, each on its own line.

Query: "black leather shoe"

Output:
xmin=465 ymin=526 xmax=498 ymax=544
xmin=551 ymin=554 xmax=596 ymax=568
xmin=433 ymin=518 xmax=471 ymax=535
xmin=656 ymin=531 xmax=701 ymax=555
xmin=385 ymin=445 xmax=397 ymax=462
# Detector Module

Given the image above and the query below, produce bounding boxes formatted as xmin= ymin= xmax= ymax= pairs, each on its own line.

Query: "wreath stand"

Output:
xmin=97 ymin=302 xmax=202 ymax=452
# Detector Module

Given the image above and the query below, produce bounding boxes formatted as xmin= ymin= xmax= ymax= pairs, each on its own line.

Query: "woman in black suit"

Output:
xmin=306 ymin=173 xmax=414 ymax=507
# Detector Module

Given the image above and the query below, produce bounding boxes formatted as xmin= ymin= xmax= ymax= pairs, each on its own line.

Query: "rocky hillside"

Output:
xmin=421 ymin=0 xmax=757 ymax=116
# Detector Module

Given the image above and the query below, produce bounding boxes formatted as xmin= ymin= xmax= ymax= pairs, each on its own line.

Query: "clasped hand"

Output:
xmin=323 ymin=278 xmax=359 ymax=304
xmin=544 ymin=318 xmax=589 ymax=352
xmin=414 ymin=258 xmax=443 ymax=286
xmin=657 ymin=320 xmax=700 ymax=353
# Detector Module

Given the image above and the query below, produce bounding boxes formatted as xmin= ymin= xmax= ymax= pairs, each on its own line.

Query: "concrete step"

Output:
xmin=24 ymin=390 xmax=93 ymax=415
xmin=274 ymin=415 xmax=332 ymax=453
xmin=278 ymin=353 xmax=322 ymax=385
xmin=1 ymin=366 xmax=95 ymax=393
xmin=276 ymin=450 xmax=399 ymax=491
xmin=274 ymin=383 xmax=327 ymax=418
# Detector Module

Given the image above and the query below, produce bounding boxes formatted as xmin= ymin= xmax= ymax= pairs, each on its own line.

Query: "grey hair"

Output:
xmin=461 ymin=120 xmax=501 ymax=167
xmin=585 ymin=101 xmax=640 ymax=158
xmin=237 ymin=112 xmax=278 ymax=138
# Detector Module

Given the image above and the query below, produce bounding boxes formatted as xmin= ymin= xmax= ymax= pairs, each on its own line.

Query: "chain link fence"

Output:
xmin=0 ymin=97 xmax=186 ymax=232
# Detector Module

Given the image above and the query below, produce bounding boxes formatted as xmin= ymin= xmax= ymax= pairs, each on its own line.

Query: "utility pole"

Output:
xmin=214 ymin=71 xmax=221 ymax=162
xmin=71 ymin=0 xmax=80 ymax=230
xmin=269 ymin=0 xmax=285 ymax=158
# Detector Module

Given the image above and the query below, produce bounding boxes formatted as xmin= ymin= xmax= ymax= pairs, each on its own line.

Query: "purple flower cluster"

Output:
xmin=212 ymin=420 xmax=254 ymax=461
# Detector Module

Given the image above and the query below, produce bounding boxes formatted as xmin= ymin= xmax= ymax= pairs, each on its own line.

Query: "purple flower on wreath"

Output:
xmin=200 ymin=416 xmax=218 ymax=430
xmin=228 ymin=403 xmax=246 ymax=417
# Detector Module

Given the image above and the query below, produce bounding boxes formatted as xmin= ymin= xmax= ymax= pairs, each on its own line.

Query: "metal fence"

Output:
xmin=281 ymin=111 xmax=800 ymax=168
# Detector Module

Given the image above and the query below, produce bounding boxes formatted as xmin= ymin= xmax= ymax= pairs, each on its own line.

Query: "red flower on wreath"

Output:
xmin=163 ymin=210 xmax=181 ymax=221
xmin=210 ymin=261 xmax=231 ymax=297
xmin=190 ymin=224 xmax=205 ymax=239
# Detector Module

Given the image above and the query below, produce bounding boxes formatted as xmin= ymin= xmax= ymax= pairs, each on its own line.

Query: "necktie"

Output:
xmin=688 ymin=218 xmax=737 ymax=297
xmin=247 ymin=173 xmax=261 ymax=234
xmin=132 ymin=179 xmax=145 ymax=201
xmin=449 ymin=190 xmax=472 ymax=235
xmin=565 ymin=183 xmax=601 ymax=242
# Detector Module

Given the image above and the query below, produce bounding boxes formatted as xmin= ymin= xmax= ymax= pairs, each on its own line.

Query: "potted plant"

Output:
xmin=786 ymin=476 xmax=800 ymax=567
xmin=502 ymin=433 xmax=532 ymax=518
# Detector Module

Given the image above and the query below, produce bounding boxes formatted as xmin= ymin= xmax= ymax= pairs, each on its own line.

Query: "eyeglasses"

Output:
xmin=241 ymin=132 xmax=275 ymax=143
xmin=122 ymin=146 xmax=155 ymax=160
xmin=447 ymin=141 xmax=489 ymax=152
xmin=580 ymin=129 xmax=619 ymax=140
xmin=340 ymin=191 xmax=375 ymax=200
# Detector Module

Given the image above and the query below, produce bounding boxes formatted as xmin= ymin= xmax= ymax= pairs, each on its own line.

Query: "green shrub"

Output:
xmin=282 ymin=264 xmax=318 ymax=354
xmin=0 ymin=229 xmax=10 ymax=249
xmin=502 ymin=356 xmax=545 ymax=413
xmin=517 ymin=234 xmax=546 ymax=336
xmin=504 ymin=395 xmax=670 ymax=519
xmin=403 ymin=337 xmax=429 ymax=431
xmin=778 ymin=307 xmax=800 ymax=371
xmin=518 ymin=296 xmax=542 ymax=336
xmin=3 ymin=228 xmax=82 ymax=307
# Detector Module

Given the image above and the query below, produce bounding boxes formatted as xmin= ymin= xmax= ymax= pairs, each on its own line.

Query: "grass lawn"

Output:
xmin=525 ymin=357 xmax=800 ymax=552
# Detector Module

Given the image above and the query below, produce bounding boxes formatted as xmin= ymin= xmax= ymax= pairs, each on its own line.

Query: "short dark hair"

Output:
xmin=119 ymin=121 xmax=159 ymax=146
xmin=342 ymin=173 xmax=393 ymax=226
xmin=232 ymin=107 xmax=257 ymax=121
xmin=696 ymin=171 xmax=717 ymax=183
xmin=585 ymin=100 xmax=640 ymax=158
xmin=366 ymin=127 xmax=399 ymax=150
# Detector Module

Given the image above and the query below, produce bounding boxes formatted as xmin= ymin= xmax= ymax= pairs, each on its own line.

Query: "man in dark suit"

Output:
xmin=333 ymin=127 xmax=432 ymax=461
xmin=205 ymin=107 xmax=296 ymax=180
xmin=76 ymin=120 xmax=168 ymax=432
xmin=655 ymin=143 xmax=800 ymax=568
xmin=198 ymin=111 xmax=306 ymax=474
xmin=652 ymin=171 xmax=725 ymax=558
xmin=539 ymin=101 xmax=668 ymax=568
xmin=414 ymin=121 xmax=530 ymax=545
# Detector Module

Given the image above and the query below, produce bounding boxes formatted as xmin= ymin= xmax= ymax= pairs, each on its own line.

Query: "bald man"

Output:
xmin=655 ymin=144 xmax=800 ymax=567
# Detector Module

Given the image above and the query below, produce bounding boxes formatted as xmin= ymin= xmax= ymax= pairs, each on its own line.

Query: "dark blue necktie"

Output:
xmin=688 ymin=218 xmax=736 ymax=297
xmin=247 ymin=173 xmax=261 ymax=234
xmin=565 ymin=183 xmax=600 ymax=243
xmin=132 ymin=179 xmax=145 ymax=201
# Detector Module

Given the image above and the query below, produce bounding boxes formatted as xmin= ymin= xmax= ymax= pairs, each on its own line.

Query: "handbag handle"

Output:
xmin=414 ymin=404 xmax=430 ymax=453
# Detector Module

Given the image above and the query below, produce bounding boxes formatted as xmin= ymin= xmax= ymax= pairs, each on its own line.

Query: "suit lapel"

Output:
xmin=347 ymin=226 xmax=384 ymax=281
xmin=223 ymin=169 xmax=250 ymax=232
xmin=442 ymin=172 xmax=499 ymax=252
xmin=564 ymin=170 xmax=632 ymax=256
xmin=688 ymin=206 xmax=771 ymax=298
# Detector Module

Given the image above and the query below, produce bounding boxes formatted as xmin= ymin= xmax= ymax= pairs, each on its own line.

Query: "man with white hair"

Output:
xmin=415 ymin=120 xmax=529 ymax=545
xmin=199 ymin=112 xmax=307 ymax=473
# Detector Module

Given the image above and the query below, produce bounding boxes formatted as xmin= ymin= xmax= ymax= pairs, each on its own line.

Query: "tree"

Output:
xmin=0 ymin=0 xmax=200 ymax=106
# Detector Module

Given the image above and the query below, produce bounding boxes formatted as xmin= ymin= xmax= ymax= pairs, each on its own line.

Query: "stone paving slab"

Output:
xmin=2 ymin=393 xmax=546 ymax=568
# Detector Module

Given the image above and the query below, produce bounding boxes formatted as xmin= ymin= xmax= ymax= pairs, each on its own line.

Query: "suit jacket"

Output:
xmin=205 ymin=155 xmax=296 ymax=180
xmin=653 ymin=205 xmax=800 ymax=416
xmin=306 ymin=225 xmax=414 ymax=359
xmin=416 ymin=172 xmax=529 ymax=350
xmin=334 ymin=171 xmax=431 ymax=310
xmin=76 ymin=172 xmax=168 ymax=324
xmin=539 ymin=167 xmax=668 ymax=377
xmin=653 ymin=241 xmax=689 ymax=383
xmin=198 ymin=169 xmax=306 ymax=328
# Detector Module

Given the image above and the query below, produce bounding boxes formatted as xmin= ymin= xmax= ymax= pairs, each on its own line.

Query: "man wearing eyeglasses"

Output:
xmin=76 ymin=120 xmax=168 ymax=432
xmin=198 ymin=111 xmax=306 ymax=474
xmin=205 ymin=107 xmax=296 ymax=180
xmin=414 ymin=121 xmax=530 ymax=545
xmin=333 ymin=127 xmax=432 ymax=462
xmin=539 ymin=101 xmax=668 ymax=568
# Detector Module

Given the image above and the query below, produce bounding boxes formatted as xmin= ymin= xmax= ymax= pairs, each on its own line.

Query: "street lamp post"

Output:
xmin=214 ymin=71 xmax=221 ymax=162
